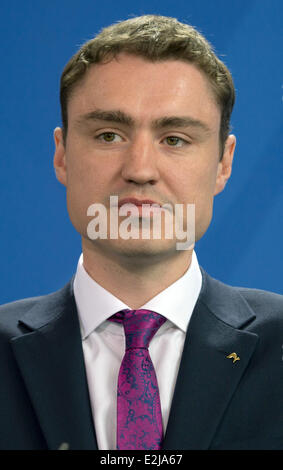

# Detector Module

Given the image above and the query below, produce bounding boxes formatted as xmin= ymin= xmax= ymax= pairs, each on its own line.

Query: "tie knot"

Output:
xmin=109 ymin=309 xmax=166 ymax=349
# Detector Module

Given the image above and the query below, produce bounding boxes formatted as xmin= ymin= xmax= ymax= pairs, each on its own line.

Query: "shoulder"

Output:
xmin=235 ymin=286 xmax=283 ymax=333
xmin=0 ymin=279 xmax=74 ymax=338
xmin=0 ymin=296 xmax=42 ymax=337
xmin=202 ymin=267 xmax=283 ymax=308
xmin=237 ymin=285 xmax=283 ymax=312
xmin=200 ymin=267 xmax=283 ymax=328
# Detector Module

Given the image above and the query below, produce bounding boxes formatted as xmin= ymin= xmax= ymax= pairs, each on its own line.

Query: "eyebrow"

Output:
xmin=76 ymin=108 xmax=212 ymax=134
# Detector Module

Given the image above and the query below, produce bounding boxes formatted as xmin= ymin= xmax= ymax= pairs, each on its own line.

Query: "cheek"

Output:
xmin=64 ymin=154 xmax=105 ymax=232
xmin=168 ymin=157 xmax=218 ymax=239
xmin=170 ymin=158 xmax=218 ymax=204
xmin=66 ymin=150 xmax=106 ymax=198
xmin=192 ymin=164 xmax=219 ymax=239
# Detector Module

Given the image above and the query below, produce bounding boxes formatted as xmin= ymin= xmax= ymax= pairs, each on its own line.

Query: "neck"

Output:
xmin=81 ymin=238 xmax=193 ymax=309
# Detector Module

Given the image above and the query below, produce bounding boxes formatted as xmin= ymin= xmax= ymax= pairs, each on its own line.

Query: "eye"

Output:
xmin=96 ymin=132 xmax=123 ymax=143
xmin=164 ymin=136 xmax=187 ymax=147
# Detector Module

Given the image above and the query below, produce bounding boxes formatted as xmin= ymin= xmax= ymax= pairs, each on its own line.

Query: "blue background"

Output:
xmin=1 ymin=0 xmax=282 ymax=303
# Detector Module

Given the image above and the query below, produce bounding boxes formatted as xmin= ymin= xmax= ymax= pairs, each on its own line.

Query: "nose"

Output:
xmin=121 ymin=132 xmax=160 ymax=185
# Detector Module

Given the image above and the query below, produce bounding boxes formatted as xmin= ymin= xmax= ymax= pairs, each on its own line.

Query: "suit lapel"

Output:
xmin=10 ymin=279 xmax=97 ymax=450
xmin=162 ymin=268 xmax=259 ymax=450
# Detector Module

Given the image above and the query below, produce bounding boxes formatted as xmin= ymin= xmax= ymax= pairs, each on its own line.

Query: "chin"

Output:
xmin=103 ymin=237 xmax=181 ymax=261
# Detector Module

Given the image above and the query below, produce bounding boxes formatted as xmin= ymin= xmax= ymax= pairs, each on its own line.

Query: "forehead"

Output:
xmin=67 ymin=54 xmax=220 ymax=128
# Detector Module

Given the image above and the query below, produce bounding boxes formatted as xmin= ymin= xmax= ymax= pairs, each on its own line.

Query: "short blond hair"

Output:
xmin=60 ymin=15 xmax=235 ymax=158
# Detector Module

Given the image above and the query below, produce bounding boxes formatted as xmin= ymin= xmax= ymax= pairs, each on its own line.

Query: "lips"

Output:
xmin=118 ymin=197 xmax=162 ymax=208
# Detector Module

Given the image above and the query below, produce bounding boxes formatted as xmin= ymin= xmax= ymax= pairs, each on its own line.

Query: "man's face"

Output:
xmin=54 ymin=53 xmax=235 ymax=263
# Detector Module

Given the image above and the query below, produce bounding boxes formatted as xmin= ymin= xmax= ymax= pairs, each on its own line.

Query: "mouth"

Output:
xmin=117 ymin=197 xmax=169 ymax=217
xmin=118 ymin=197 xmax=162 ymax=208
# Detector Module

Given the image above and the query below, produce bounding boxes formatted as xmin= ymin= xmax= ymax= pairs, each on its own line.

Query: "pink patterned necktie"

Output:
xmin=108 ymin=309 xmax=166 ymax=450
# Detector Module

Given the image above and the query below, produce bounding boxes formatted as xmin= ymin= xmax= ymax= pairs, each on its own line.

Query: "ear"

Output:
xmin=53 ymin=127 xmax=67 ymax=187
xmin=214 ymin=134 xmax=236 ymax=196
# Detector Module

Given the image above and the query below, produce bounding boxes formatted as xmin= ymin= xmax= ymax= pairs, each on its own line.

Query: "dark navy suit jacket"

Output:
xmin=0 ymin=267 xmax=283 ymax=450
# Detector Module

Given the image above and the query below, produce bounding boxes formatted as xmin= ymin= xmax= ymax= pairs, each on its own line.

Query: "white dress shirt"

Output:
xmin=73 ymin=251 xmax=202 ymax=450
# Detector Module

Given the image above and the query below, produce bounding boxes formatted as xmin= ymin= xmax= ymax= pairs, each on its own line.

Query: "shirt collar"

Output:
xmin=73 ymin=251 xmax=202 ymax=340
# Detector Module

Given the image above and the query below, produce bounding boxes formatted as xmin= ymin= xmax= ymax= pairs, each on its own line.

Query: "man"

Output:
xmin=0 ymin=15 xmax=282 ymax=450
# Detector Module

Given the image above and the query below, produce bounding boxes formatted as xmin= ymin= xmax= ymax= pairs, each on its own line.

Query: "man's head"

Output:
xmin=54 ymin=15 xmax=236 ymax=267
xmin=60 ymin=15 xmax=235 ymax=160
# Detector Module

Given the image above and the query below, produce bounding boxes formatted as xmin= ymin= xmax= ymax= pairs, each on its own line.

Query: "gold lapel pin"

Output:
xmin=226 ymin=352 xmax=240 ymax=363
